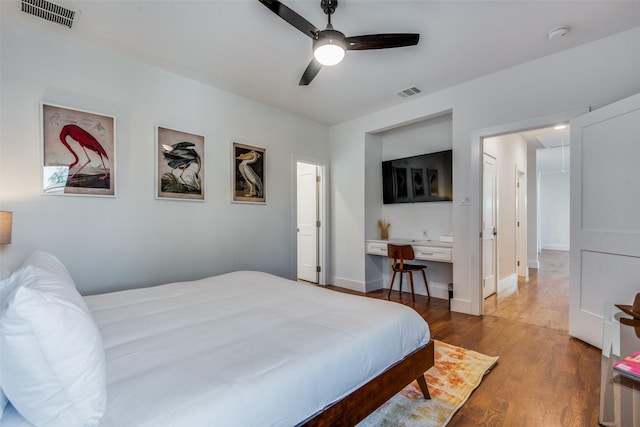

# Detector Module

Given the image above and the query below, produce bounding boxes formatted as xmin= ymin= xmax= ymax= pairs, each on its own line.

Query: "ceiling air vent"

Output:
xmin=21 ymin=0 xmax=75 ymax=29
xmin=396 ymin=86 xmax=423 ymax=98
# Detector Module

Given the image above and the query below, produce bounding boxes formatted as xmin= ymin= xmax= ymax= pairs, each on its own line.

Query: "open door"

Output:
xmin=297 ymin=162 xmax=319 ymax=283
xmin=482 ymin=152 xmax=498 ymax=298
xmin=569 ymin=92 xmax=640 ymax=348
xmin=515 ymin=168 xmax=528 ymax=279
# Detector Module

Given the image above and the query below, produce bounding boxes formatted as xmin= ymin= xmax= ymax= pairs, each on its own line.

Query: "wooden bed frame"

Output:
xmin=301 ymin=339 xmax=435 ymax=427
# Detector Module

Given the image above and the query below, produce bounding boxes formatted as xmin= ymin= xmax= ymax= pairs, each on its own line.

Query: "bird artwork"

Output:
xmin=236 ymin=150 xmax=264 ymax=198
xmin=161 ymin=141 xmax=202 ymax=194
xmin=59 ymin=124 xmax=110 ymax=180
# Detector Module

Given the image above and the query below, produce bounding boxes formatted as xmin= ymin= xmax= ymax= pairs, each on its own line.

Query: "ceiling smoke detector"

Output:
xmin=548 ymin=26 xmax=569 ymax=40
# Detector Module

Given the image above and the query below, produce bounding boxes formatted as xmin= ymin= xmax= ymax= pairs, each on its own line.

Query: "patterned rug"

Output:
xmin=357 ymin=340 xmax=499 ymax=427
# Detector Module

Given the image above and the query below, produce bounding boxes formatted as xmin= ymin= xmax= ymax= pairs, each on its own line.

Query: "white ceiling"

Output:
xmin=5 ymin=0 xmax=640 ymax=125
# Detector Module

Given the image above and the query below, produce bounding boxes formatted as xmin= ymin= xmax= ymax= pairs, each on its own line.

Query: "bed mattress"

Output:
xmin=3 ymin=271 xmax=430 ymax=427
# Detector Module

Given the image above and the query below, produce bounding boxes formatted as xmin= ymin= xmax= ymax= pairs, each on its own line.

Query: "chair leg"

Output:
xmin=387 ymin=270 xmax=397 ymax=300
xmin=421 ymin=269 xmax=430 ymax=299
xmin=408 ymin=272 xmax=416 ymax=302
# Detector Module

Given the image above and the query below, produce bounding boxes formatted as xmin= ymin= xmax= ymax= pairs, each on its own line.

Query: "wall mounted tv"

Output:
xmin=382 ymin=149 xmax=453 ymax=204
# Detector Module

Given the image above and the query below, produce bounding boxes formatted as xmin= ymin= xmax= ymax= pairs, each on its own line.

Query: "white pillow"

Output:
xmin=20 ymin=250 xmax=74 ymax=283
xmin=0 ymin=267 xmax=17 ymax=419
xmin=0 ymin=388 xmax=6 ymax=420
xmin=0 ymin=262 xmax=106 ymax=426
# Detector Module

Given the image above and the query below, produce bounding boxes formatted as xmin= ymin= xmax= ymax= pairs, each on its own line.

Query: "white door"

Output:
xmin=516 ymin=169 xmax=528 ymax=279
xmin=482 ymin=153 xmax=498 ymax=298
xmin=297 ymin=162 xmax=319 ymax=283
xmin=569 ymin=92 xmax=640 ymax=348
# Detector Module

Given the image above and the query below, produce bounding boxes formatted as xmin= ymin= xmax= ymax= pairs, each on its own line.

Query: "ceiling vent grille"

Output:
xmin=21 ymin=0 xmax=75 ymax=29
xmin=396 ymin=86 xmax=423 ymax=98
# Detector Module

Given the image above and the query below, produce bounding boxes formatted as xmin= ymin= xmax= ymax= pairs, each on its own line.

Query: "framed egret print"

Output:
xmin=156 ymin=126 xmax=205 ymax=201
xmin=232 ymin=142 xmax=266 ymax=204
xmin=41 ymin=103 xmax=115 ymax=196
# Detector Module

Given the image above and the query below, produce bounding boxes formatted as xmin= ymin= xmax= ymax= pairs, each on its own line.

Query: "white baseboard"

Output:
xmin=498 ymin=274 xmax=517 ymax=292
xmin=541 ymin=244 xmax=569 ymax=251
xmin=528 ymin=260 xmax=540 ymax=269
xmin=365 ymin=278 xmax=384 ymax=292
xmin=332 ymin=276 xmax=366 ymax=293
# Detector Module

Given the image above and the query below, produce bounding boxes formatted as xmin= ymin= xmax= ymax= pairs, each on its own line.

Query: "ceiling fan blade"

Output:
xmin=345 ymin=33 xmax=420 ymax=50
xmin=299 ymin=59 xmax=323 ymax=86
xmin=259 ymin=0 xmax=319 ymax=39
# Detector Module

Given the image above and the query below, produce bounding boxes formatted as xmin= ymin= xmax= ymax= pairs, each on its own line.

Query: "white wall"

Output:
xmin=329 ymin=26 xmax=640 ymax=315
xmin=539 ymin=172 xmax=570 ymax=251
xmin=0 ymin=14 xmax=329 ymax=295
xmin=527 ymin=150 xmax=539 ymax=268
xmin=537 ymin=147 xmax=571 ymax=251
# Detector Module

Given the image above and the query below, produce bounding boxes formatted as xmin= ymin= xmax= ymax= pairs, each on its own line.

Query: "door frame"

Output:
xmin=515 ymin=167 xmax=528 ymax=279
xmin=470 ymin=108 xmax=588 ymax=315
xmin=291 ymin=154 xmax=329 ymax=285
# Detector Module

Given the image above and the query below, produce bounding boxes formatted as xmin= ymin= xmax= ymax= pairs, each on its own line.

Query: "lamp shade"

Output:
xmin=0 ymin=211 xmax=12 ymax=244
xmin=313 ymin=30 xmax=346 ymax=66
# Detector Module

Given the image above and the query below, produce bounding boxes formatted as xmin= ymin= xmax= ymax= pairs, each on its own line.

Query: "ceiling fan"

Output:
xmin=259 ymin=0 xmax=420 ymax=85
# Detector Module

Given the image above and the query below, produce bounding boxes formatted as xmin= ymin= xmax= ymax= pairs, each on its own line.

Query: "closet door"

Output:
xmin=569 ymin=92 xmax=640 ymax=348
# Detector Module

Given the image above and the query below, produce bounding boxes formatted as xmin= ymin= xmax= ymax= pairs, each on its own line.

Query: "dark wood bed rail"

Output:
xmin=301 ymin=339 xmax=434 ymax=427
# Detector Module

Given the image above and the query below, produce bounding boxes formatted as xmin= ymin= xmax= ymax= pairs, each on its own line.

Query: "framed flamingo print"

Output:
xmin=41 ymin=103 xmax=115 ymax=196
xmin=232 ymin=142 xmax=266 ymax=204
xmin=156 ymin=126 xmax=205 ymax=201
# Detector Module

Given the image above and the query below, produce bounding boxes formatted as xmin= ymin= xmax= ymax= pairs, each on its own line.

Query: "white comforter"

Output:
xmin=4 ymin=271 xmax=430 ymax=427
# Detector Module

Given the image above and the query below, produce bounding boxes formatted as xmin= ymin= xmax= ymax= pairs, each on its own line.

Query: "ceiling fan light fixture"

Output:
xmin=313 ymin=31 xmax=346 ymax=66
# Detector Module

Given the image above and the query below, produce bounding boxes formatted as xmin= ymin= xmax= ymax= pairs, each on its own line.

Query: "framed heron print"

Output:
xmin=156 ymin=126 xmax=205 ymax=201
xmin=41 ymin=103 xmax=115 ymax=196
xmin=232 ymin=142 xmax=266 ymax=204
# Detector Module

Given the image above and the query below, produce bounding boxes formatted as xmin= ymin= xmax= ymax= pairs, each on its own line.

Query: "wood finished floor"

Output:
xmin=327 ymin=250 xmax=601 ymax=426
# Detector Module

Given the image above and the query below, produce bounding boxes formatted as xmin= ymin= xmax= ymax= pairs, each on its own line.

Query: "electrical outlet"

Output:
xmin=422 ymin=229 xmax=428 ymax=238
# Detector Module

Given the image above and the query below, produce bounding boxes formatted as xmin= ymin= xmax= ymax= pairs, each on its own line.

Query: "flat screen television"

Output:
xmin=382 ymin=149 xmax=452 ymax=204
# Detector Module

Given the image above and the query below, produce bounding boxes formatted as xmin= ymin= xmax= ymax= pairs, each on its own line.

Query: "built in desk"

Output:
xmin=365 ymin=239 xmax=453 ymax=263
xmin=600 ymin=303 xmax=640 ymax=426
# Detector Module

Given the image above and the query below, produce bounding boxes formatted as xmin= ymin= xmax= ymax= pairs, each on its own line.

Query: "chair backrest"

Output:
xmin=387 ymin=244 xmax=416 ymax=268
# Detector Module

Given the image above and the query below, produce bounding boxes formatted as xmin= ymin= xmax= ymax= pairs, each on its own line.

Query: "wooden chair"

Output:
xmin=387 ymin=244 xmax=430 ymax=302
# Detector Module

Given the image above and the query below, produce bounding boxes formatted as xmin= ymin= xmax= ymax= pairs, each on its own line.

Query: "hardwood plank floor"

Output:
xmin=326 ymin=250 xmax=601 ymax=426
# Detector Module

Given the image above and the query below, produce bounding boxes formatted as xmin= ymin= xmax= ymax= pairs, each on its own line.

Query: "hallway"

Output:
xmin=483 ymin=250 xmax=570 ymax=331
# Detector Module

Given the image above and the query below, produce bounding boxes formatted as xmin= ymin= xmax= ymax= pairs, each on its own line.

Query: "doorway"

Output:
xmin=475 ymin=109 xmax=583 ymax=315
xmin=295 ymin=159 xmax=326 ymax=284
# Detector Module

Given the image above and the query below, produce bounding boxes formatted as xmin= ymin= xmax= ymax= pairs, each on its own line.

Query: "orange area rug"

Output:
xmin=358 ymin=340 xmax=499 ymax=426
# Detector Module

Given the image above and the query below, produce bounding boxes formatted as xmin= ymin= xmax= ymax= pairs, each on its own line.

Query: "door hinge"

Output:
xmin=517 ymin=261 xmax=520 ymax=267
xmin=316 ymin=266 xmax=321 ymax=273
xmin=479 ymin=231 xmax=483 ymax=238
xmin=316 ymin=175 xmax=321 ymax=182
xmin=316 ymin=220 xmax=321 ymax=227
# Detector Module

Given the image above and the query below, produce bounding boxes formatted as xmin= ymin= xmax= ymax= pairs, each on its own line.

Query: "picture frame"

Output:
xmin=156 ymin=126 xmax=205 ymax=201
xmin=232 ymin=142 xmax=266 ymax=204
xmin=412 ymin=168 xmax=425 ymax=197
xmin=427 ymin=168 xmax=439 ymax=196
xmin=41 ymin=103 xmax=115 ymax=196
xmin=394 ymin=167 xmax=408 ymax=200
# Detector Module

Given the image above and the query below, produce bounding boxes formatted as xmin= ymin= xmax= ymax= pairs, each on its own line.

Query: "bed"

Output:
xmin=0 ymin=251 xmax=433 ymax=427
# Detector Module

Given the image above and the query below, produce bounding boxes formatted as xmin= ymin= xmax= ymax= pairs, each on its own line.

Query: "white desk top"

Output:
xmin=366 ymin=238 xmax=453 ymax=249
